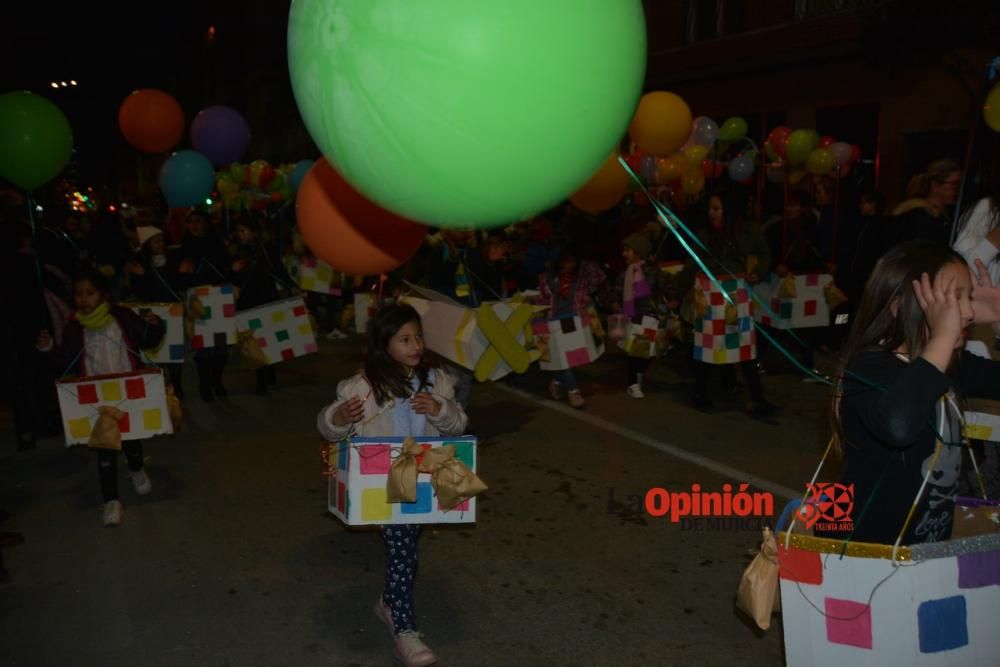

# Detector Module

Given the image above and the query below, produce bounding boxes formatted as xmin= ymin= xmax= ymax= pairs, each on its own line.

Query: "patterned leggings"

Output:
xmin=381 ymin=524 xmax=421 ymax=633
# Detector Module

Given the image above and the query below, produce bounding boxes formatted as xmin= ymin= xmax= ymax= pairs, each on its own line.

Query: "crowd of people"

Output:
xmin=2 ymin=155 xmax=1000 ymax=664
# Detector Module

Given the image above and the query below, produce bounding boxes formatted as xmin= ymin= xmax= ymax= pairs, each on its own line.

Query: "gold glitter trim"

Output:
xmin=778 ymin=532 xmax=912 ymax=561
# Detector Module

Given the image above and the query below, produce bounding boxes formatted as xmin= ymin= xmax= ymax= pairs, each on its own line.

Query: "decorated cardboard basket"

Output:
xmin=617 ymin=314 xmax=664 ymax=359
xmin=327 ymin=436 xmax=478 ymax=526
xmin=532 ymin=309 xmax=604 ymax=371
xmin=235 ymin=296 xmax=318 ymax=365
xmin=778 ymin=531 xmax=1000 ymax=666
xmin=402 ymin=285 xmax=543 ymax=382
xmin=962 ymin=342 xmax=1000 ymax=442
xmin=692 ymin=273 xmax=756 ymax=364
xmin=124 ymin=302 xmax=185 ymax=363
xmin=753 ymin=272 xmax=833 ymax=329
xmin=56 ymin=368 xmax=173 ymax=447
xmin=297 ymin=256 xmax=343 ymax=296
xmin=188 ymin=284 xmax=237 ymax=349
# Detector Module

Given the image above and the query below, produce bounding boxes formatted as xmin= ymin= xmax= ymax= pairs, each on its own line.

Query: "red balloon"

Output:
xmin=849 ymin=145 xmax=862 ymax=164
xmin=818 ymin=135 xmax=835 ymax=148
xmin=259 ymin=165 xmax=277 ymax=190
xmin=766 ymin=126 xmax=792 ymax=160
xmin=296 ymin=158 xmax=427 ymax=276
xmin=118 ymin=89 xmax=184 ymax=153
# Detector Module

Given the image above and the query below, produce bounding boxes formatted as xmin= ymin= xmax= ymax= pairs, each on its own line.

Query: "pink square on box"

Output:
xmin=358 ymin=445 xmax=391 ymax=474
xmin=804 ymin=299 xmax=817 ymax=316
xmin=222 ymin=303 xmax=236 ymax=317
xmin=700 ymin=334 xmax=714 ymax=349
xmin=565 ymin=348 xmax=590 ymax=367
xmin=257 ymin=337 xmax=268 ymax=348
xmin=824 ymin=597 xmax=872 ymax=649
xmin=440 ymin=498 xmax=470 ymax=512
xmin=303 ymin=342 xmax=318 ymax=354
xmin=806 ymin=273 xmax=819 ymax=286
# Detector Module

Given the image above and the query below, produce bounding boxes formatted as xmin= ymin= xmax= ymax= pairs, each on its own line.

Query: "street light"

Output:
xmin=60 ymin=81 xmax=68 ymax=87
xmin=50 ymin=82 xmax=59 ymax=89
xmin=70 ymin=80 xmax=77 ymax=86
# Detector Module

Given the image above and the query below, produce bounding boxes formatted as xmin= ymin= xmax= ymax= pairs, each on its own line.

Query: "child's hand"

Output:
xmin=970 ymin=259 xmax=1000 ymax=325
xmin=410 ymin=392 xmax=441 ymax=417
xmin=332 ymin=396 xmax=365 ymax=426
xmin=36 ymin=329 xmax=53 ymax=351
xmin=913 ymin=270 xmax=963 ymax=346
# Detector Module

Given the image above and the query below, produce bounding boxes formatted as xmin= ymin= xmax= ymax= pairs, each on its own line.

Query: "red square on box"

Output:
xmin=118 ymin=412 xmax=131 ymax=434
xmin=191 ymin=335 xmax=205 ymax=349
xmin=700 ymin=334 xmax=714 ymax=348
xmin=712 ymin=319 xmax=726 ymax=335
xmin=222 ymin=303 xmax=236 ymax=318
xmin=806 ymin=274 xmax=819 ymax=287
xmin=125 ymin=377 xmax=146 ymax=400
xmin=778 ymin=544 xmax=823 ymax=584
xmin=710 ymin=290 xmax=724 ymax=306
xmin=804 ymin=299 xmax=817 ymax=316
xmin=281 ymin=348 xmax=295 ymax=361
xmin=257 ymin=337 xmax=268 ymax=349
xmin=359 ymin=445 xmax=391 ymax=474
xmin=740 ymin=345 xmax=752 ymax=361
xmin=337 ymin=481 xmax=346 ymax=512
xmin=293 ymin=305 xmax=306 ymax=317
xmin=78 ymin=384 xmax=98 ymax=404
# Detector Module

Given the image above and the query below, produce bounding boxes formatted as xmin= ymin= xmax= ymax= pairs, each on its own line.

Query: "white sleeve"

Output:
xmin=954 ymin=199 xmax=998 ymax=270
xmin=426 ymin=370 xmax=469 ymax=436
xmin=316 ymin=378 xmax=358 ymax=442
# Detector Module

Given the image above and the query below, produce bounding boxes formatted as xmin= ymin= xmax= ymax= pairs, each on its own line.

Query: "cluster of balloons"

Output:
xmin=764 ymin=127 xmax=861 ymax=184
xmin=214 ymin=159 xmax=314 ymax=210
xmin=0 ymin=91 xmax=73 ymax=191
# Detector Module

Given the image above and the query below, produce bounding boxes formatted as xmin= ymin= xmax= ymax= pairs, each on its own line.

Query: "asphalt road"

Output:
xmin=1 ymin=337 xmax=836 ymax=666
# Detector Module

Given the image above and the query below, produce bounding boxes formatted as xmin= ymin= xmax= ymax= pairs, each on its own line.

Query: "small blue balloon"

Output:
xmin=291 ymin=159 xmax=315 ymax=192
xmin=159 ymin=150 xmax=215 ymax=207
xmin=728 ymin=155 xmax=755 ymax=182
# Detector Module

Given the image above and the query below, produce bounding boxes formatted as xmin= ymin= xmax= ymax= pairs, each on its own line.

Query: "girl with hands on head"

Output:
xmin=819 ymin=241 xmax=1000 ymax=547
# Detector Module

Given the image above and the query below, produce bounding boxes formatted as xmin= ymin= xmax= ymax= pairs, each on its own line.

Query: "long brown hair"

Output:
xmin=830 ymin=240 xmax=966 ymax=456
xmin=364 ymin=303 xmax=434 ymax=405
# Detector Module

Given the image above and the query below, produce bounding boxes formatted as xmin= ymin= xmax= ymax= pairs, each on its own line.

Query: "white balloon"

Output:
xmin=691 ymin=116 xmax=719 ymax=146
xmin=829 ymin=142 xmax=852 ymax=167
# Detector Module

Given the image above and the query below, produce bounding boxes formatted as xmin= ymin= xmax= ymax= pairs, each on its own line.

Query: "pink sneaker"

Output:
xmin=394 ymin=631 xmax=438 ymax=667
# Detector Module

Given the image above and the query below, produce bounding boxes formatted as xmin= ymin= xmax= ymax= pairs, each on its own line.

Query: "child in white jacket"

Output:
xmin=317 ymin=304 xmax=467 ymax=667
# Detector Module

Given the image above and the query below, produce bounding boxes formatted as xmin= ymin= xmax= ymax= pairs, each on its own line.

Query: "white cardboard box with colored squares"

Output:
xmin=55 ymin=369 xmax=173 ymax=447
xmin=235 ymin=296 xmax=318 ymax=365
xmin=188 ymin=284 xmax=238 ymax=349
xmin=327 ymin=436 xmax=478 ymax=526
xmin=124 ymin=302 xmax=185 ymax=363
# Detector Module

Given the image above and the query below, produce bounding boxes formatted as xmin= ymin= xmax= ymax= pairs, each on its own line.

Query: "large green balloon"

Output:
xmin=786 ymin=129 xmax=819 ymax=168
xmin=288 ymin=0 xmax=646 ymax=228
xmin=0 ymin=91 xmax=73 ymax=191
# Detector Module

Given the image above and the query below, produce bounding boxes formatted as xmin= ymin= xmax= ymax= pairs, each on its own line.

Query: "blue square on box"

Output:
xmin=738 ymin=316 xmax=752 ymax=333
xmin=220 ymin=285 xmax=233 ymax=294
xmin=337 ymin=441 xmax=348 ymax=471
xmin=401 ymin=482 xmax=433 ymax=514
xmin=918 ymin=595 xmax=968 ymax=653
xmin=169 ymin=344 xmax=185 ymax=361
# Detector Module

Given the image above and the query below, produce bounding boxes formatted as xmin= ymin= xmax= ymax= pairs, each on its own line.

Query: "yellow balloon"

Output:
xmin=985 ymin=83 xmax=1000 ymax=132
xmin=683 ymin=144 xmax=709 ymax=166
xmin=681 ymin=168 xmax=705 ymax=195
xmin=657 ymin=154 xmax=686 ymax=182
xmin=628 ymin=91 xmax=692 ymax=156
xmin=789 ymin=169 xmax=807 ymax=185
xmin=569 ymin=151 xmax=630 ymax=214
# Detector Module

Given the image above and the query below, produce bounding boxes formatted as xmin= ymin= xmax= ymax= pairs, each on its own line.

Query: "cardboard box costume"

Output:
xmin=124 ymin=302 xmax=185 ymax=363
xmin=532 ymin=309 xmax=604 ymax=370
xmin=56 ymin=368 xmax=173 ymax=447
xmin=235 ymin=296 xmax=318 ymax=365
xmin=691 ymin=273 xmax=756 ymax=364
xmin=753 ymin=273 xmax=833 ymax=329
xmin=188 ymin=284 xmax=237 ymax=349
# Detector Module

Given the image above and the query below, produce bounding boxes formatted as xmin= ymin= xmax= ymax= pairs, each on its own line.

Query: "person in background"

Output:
xmin=887 ymin=159 xmax=962 ymax=247
xmin=613 ymin=229 xmax=665 ymax=398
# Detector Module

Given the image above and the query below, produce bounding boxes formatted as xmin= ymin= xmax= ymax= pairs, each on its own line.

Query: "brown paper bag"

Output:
xmin=386 ymin=438 xmax=424 ymax=503
xmin=824 ymin=283 xmax=848 ymax=309
xmin=237 ymin=330 xmax=269 ymax=369
xmin=736 ymin=527 xmax=780 ymax=630
xmin=724 ymin=301 xmax=738 ymax=325
xmin=777 ymin=274 xmax=797 ymax=299
xmin=88 ymin=406 xmax=124 ymax=451
xmin=418 ymin=445 xmax=488 ymax=510
xmin=692 ymin=287 xmax=709 ymax=320
xmin=951 ymin=500 xmax=1000 ymax=538
xmin=166 ymin=384 xmax=183 ymax=431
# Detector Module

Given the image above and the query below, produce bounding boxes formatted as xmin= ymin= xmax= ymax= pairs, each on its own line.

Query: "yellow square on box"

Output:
xmin=68 ymin=416 xmax=92 ymax=439
xmin=713 ymin=348 xmax=728 ymax=364
xmin=361 ymin=488 xmax=392 ymax=522
xmin=271 ymin=311 xmax=286 ymax=323
xmin=143 ymin=408 xmax=162 ymax=431
xmin=316 ymin=266 xmax=332 ymax=281
xmin=100 ymin=381 xmax=122 ymax=402
xmin=300 ymin=277 xmax=315 ymax=290
xmin=297 ymin=322 xmax=312 ymax=336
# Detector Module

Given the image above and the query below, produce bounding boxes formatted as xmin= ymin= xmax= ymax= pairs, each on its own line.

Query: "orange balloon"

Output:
xmin=118 ymin=89 xmax=184 ymax=153
xmin=569 ymin=151 xmax=630 ymax=214
xmin=657 ymin=154 xmax=686 ymax=182
xmin=296 ymin=158 xmax=427 ymax=275
xmin=628 ymin=91 xmax=692 ymax=156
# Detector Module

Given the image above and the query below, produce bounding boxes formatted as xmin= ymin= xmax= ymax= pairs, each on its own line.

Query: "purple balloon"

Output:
xmin=190 ymin=106 xmax=250 ymax=166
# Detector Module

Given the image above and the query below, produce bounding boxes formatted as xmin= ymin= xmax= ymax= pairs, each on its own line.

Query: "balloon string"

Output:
xmin=26 ymin=194 xmax=52 ymax=332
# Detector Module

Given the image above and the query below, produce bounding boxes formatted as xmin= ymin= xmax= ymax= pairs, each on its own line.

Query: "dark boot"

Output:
xmin=195 ymin=355 xmax=214 ymax=402
xmin=211 ymin=350 xmax=228 ymax=397
xmin=255 ymin=368 xmax=269 ymax=396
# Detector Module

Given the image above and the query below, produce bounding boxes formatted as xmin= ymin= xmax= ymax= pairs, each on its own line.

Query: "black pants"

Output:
xmin=8 ymin=346 xmax=59 ymax=447
xmin=627 ymin=357 xmax=652 ymax=386
xmin=382 ymin=524 xmax=421 ymax=633
xmin=98 ymin=441 xmax=144 ymax=503
xmin=693 ymin=360 xmax=765 ymax=402
xmin=165 ymin=363 xmax=184 ymax=400
xmin=194 ymin=347 xmax=228 ymax=390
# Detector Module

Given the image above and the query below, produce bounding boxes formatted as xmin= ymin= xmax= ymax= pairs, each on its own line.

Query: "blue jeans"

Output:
xmin=554 ymin=368 xmax=578 ymax=391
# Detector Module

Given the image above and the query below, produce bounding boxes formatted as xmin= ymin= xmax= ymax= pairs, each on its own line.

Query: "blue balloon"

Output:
xmin=190 ymin=106 xmax=251 ymax=166
xmin=728 ymin=155 xmax=755 ymax=182
xmin=159 ymin=150 xmax=215 ymax=207
xmin=290 ymin=159 xmax=315 ymax=192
